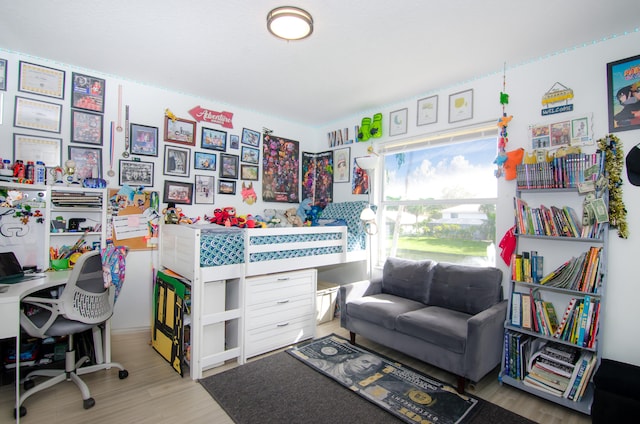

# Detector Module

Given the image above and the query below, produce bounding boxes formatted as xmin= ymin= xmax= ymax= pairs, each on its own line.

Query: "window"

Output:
xmin=380 ymin=134 xmax=498 ymax=267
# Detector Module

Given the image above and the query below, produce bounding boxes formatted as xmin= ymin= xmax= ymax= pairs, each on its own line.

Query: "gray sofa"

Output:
xmin=339 ymin=257 xmax=507 ymax=392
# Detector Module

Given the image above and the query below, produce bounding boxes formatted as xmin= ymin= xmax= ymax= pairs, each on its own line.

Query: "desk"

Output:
xmin=0 ymin=270 xmax=114 ymax=422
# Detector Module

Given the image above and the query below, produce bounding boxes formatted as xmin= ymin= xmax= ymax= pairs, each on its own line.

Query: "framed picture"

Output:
xmin=194 ymin=174 xmax=215 ymax=204
xmin=230 ymin=134 xmax=240 ymax=149
xmin=194 ymin=151 xmax=217 ymax=171
xmin=130 ymin=123 xmax=159 ymax=156
xmin=165 ymin=116 xmax=196 ymax=145
xmin=14 ymin=96 xmax=62 ymax=133
xmin=240 ymin=164 xmax=259 ymax=181
xmin=0 ymin=58 xmax=6 ymax=91
xmin=119 ymin=159 xmax=154 ymax=186
xmin=606 ymin=54 xmax=640 ymax=132
xmin=68 ymin=145 xmax=102 ymax=179
xmin=163 ymin=180 xmax=193 ymax=205
xmin=417 ymin=95 xmax=438 ymax=126
xmin=71 ymin=109 xmax=103 ymax=145
xmin=201 ymin=127 xmax=227 ymax=151
xmin=241 ymin=127 xmax=261 ymax=146
xmin=163 ymin=145 xmax=190 ymax=177
xmin=71 ymin=72 xmax=105 ymax=113
xmin=241 ymin=146 xmax=259 ymax=164
xmin=389 ymin=108 xmax=408 ymax=136
xmin=449 ymin=89 xmax=473 ymax=123
xmin=220 ymin=153 xmax=239 ymax=179
xmin=218 ymin=179 xmax=236 ymax=195
xmin=19 ymin=61 xmax=65 ymax=99
xmin=13 ymin=133 xmax=62 ymax=167
xmin=333 ymin=146 xmax=351 ymax=183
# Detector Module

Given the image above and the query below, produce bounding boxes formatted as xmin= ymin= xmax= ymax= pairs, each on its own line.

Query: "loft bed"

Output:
xmin=159 ymin=201 xmax=369 ymax=282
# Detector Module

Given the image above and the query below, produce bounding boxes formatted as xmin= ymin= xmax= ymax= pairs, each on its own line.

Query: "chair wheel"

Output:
xmin=83 ymin=397 xmax=95 ymax=409
xmin=14 ymin=406 xmax=27 ymax=418
xmin=23 ymin=379 xmax=35 ymax=390
xmin=119 ymin=369 xmax=129 ymax=379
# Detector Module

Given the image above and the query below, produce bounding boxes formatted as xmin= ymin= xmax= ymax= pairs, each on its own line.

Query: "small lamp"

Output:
xmin=267 ymin=7 xmax=314 ymax=41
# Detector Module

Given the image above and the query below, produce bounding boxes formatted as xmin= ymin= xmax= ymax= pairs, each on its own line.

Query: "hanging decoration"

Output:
xmin=597 ymin=134 xmax=628 ymax=238
xmin=494 ymin=63 xmax=513 ymax=178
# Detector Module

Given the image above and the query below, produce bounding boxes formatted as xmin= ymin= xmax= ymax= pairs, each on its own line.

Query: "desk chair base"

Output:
xmin=15 ymin=333 xmax=129 ymax=418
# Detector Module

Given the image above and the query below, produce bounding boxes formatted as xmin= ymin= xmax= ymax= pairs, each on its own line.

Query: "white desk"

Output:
xmin=0 ymin=270 xmax=113 ymax=422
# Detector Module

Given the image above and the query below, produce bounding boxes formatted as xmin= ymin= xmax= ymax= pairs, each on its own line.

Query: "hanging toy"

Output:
xmin=494 ymin=62 xmax=514 ymax=178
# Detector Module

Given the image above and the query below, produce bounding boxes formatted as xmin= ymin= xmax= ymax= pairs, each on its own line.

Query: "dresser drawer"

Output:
xmin=244 ymin=314 xmax=315 ymax=358
xmin=245 ymin=294 xmax=313 ymax=330
xmin=245 ymin=270 xmax=315 ymax=307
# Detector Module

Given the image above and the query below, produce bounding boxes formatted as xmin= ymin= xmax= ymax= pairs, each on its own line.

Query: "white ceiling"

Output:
xmin=1 ymin=0 xmax=639 ymax=127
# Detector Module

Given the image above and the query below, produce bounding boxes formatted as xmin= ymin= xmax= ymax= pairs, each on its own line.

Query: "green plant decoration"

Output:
xmin=597 ymin=134 xmax=628 ymax=239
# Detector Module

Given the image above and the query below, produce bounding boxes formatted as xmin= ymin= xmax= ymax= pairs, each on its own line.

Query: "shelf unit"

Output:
xmin=0 ymin=182 xmax=108 ymax=271
xmin=500 ymin=186 xmax=608 ymax=415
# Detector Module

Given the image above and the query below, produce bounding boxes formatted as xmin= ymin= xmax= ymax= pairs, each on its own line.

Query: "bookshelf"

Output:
xmin=500 ymin=158 xmax=608 ymax=415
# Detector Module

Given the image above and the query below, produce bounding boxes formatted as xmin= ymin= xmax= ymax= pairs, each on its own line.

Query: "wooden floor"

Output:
xmin=1 ymin=321 xmax=592 ymax=424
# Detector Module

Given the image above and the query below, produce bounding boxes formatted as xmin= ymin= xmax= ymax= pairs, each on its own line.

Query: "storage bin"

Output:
xmin=316 ymin=281 xmax=339 ymax=324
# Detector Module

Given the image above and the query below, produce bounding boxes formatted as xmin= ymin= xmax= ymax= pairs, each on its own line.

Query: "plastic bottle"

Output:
xmin=0 ymin=159 xmax=11 ymax=176
xmin=35 ymin=161 xmax=46 ymax=184
xmin=26 ymin=161 xmax=35 ymax=181
xmin=13 ymin=160 xmax=25 ymax=178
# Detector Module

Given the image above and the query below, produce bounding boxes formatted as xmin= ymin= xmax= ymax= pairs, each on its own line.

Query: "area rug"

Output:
xmin=199 ymin=334 xmax=536 ymax=424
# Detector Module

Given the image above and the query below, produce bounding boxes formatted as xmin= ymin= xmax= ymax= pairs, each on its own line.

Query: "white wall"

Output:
xmin=320 ymin=32 xmax=640 ymax=366
xmin=0 ymin=50 xmax=318 ymax=332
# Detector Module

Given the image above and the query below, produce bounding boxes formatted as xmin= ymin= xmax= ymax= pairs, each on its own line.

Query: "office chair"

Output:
xmin=16 ymin=249 xmax=129 ymax=418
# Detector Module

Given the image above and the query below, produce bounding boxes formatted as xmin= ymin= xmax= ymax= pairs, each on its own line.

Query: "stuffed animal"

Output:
xmin=162 ymin=206 xmax=182 ymax=224
xmin=298 ymin=198 xmax=313 ymax=222
xmin=285 ymin=208 xmax=303 ymax=227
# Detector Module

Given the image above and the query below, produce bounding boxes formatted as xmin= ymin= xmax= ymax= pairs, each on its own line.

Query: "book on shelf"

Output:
xmin=521 ymin=293 xmax=532 ymax=330
xmin=523 ymin=373 xmax=565 ymax=397
xmin=542 ymin=301 xmax=559 ymax=335
xmin=511 ymin=292 xmax=522 ymax=327
xmin=554 ymin=298 xmax=577 ymax=339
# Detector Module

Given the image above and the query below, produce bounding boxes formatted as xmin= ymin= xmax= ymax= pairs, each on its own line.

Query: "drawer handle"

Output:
xmin=276 ymin=322 xmax=290 ymax=327
xmin=276 ymin=277 xmax=290 ymax=281
xmin=276 ymin=299 xmax=290 ymax=304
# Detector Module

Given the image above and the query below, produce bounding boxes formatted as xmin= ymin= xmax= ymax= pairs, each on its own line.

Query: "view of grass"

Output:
xmin=392 ymin=236 xmax=491 ymax=256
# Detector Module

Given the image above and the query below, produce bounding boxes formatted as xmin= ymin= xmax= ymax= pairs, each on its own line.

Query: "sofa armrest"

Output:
xmin=338 ymin=278 xmax=382 ymax=327
xmin=464 ymin=299 xmax=508 ymax=382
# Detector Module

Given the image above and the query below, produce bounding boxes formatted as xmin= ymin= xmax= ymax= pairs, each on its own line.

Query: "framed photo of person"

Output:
xmin=163 ymin=144 xmax=190 ymax=177
xmin=71 ymin=109 xmax=103 ymax=145
xmin=130 ymin=123 xmax=159 ymax=156
xmin=119 ymin=159 xmax=154 ymax=186
xmin=194 ymin=151 xmax=217 ymax=171
xmin=220 ymin=153 xmax=239 ymax=179
xmin=71 ymin=72 xmax=105 ymax=113
xmin=241 ymin=127 xmax=261 ymax=146
xmin=163 ymin=180 xmax=193 ymax=205
xmin=68 ymin=145 xmax=102 ymax=179
xmin=201 ymin=127 xmax=227 ymax=151
xmin=333 ymin=147 xmax=350 ymax=183
xmin=194 ymin=174 xmax=215 ymax=204
xmin=164 ymin=116 xmax=196 ymax=145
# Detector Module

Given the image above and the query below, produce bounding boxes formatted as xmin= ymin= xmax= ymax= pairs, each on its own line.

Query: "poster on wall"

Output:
xmin=301 ymin=151 xmax=333 ymax=206
xmin=606 ymin=54 xmax=640 ymax=132
xmin=262 ymin=134 xmax=300 ymax=203
xmin=352 ymin=158 xmax=369 ymax=195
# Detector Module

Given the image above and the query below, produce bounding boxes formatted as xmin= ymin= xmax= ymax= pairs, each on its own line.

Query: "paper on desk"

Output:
xmin=112 ymin=214 xmax=150 ymax=240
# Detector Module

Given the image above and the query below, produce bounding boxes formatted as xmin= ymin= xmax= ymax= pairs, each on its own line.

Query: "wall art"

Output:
xmin=19 ymin=61 xmax=65 ymax=99
xmin=71 ymin=72 xmax=105 ymax=113
xmin=448 ymin=89 xmax=473 ymax=123
xmin=13 ymin=133 xmax=62 ymax=167
xmin=201 ymin=127 xmax=227 ymax=151
xmin=165 ymin=116 xmax=196 ymax=146
xmin=194 ymin=151 xmax=217 ymax=171
xmin=119 ymin=159 xmax=154 ymax=186
xmin=417 ymin=95 xmax=438 ymax=126
xmin=607 ymin=54 xmax=640 ymax=132
xmin=68 ymin=145 xmax=102 ymax=179
xmin=71 ymin=109 xmax=103 ymax=145
xmin=130 ymin=123 xmax=159 ymax=156
xmin=195 ymin=174 xmax=215 ymax=204
xmin=163 ymin=144 xmax=190 ymax=177
xmin=163 ymin=180 xmax=193 ymax=204
xmin=14 ymin=96 xmax=62 ymax=133
xmin=389 ymin=108 xmax=408 ymax=136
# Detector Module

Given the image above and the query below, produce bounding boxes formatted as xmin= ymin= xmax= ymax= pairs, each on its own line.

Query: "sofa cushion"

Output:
xmin=381 ymin=257 xmax=436 ymax=304
xmin=396 ymin=306 xmax=470 ymax=354
xmin=429 ymin=262 xmax=502 ymax=315
xmin=346 ymin=293 xmax=425 ymax=330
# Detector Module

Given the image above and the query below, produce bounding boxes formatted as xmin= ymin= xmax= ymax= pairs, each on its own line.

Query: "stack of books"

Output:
xmin=523 ymin=342 xmax=596 ymax=401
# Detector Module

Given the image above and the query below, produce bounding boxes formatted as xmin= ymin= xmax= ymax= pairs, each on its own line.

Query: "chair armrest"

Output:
xmin=338 ymin=278 xmax=382 ymax=327
xmin=20 ymin=296 xmax=63 ymax=339
xmin=464 ymin=299 xmax=508 ymax=381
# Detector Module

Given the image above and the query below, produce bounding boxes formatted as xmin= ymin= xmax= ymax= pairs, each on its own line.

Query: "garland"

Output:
xmin=597 ymin=134 xmax=628 ymax=239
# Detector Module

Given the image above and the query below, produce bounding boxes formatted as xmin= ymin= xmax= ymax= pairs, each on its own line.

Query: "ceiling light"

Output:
xmin=267 ymin=6 xmax=313 ymax=40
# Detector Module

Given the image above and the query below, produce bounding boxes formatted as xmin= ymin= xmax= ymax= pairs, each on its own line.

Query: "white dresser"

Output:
xmin=243 ymin=269 xmax=316 ymax=360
